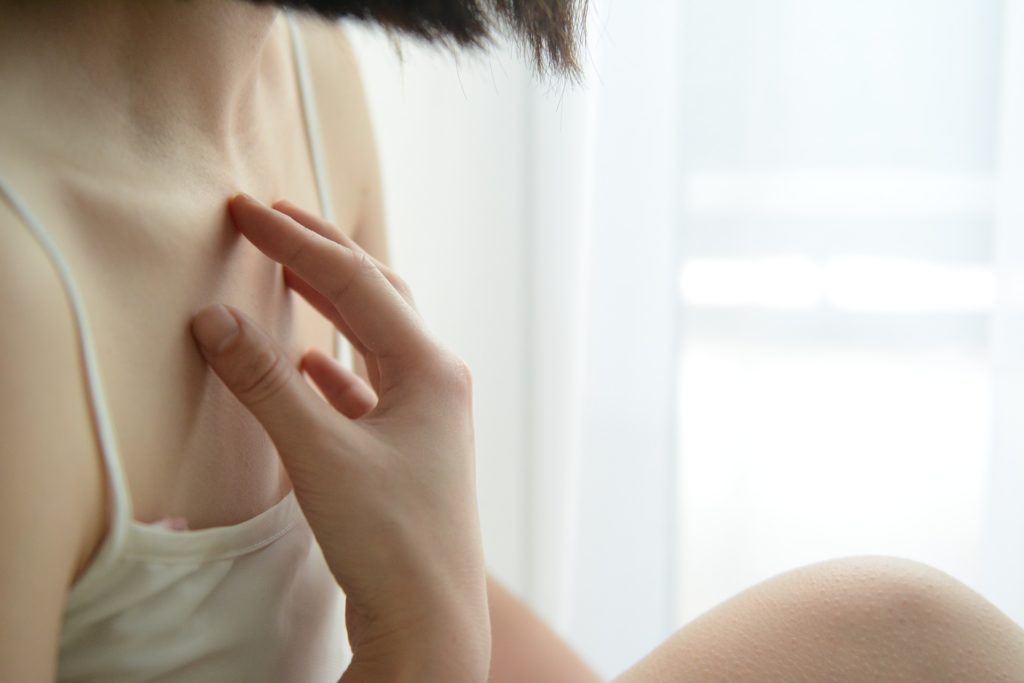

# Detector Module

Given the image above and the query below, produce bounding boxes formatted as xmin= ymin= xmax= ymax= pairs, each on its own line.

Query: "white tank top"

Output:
xmin=0 ymin=12 xmax=353 ymax=682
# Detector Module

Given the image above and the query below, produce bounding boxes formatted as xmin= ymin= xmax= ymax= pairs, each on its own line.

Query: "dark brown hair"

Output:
xmin=253 ymin=0 xmax=588 ymax=81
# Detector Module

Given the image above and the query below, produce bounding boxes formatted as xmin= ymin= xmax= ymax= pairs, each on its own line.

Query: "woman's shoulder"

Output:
xmin=0 ymin=198 xmax=107 ymax=579
xmin=290 ymin=13 xmax=363 ymax=85
xmin=290 ymin=15 xmax=382 ymax=235
xmin=0 ymin=199 xmax=107 ymax=679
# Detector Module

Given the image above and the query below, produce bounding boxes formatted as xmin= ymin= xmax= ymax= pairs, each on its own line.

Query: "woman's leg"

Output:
xmin=614 ymin=555 xmax=1024 ymax=682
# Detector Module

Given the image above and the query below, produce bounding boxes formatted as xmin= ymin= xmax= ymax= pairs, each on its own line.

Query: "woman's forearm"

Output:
xmin=337 ymin=585 xmax=491 ymax=683
xmin=340 ymin=624 xmax=491 ymax=683
xmin=487 ymin=574 xmax=603 ymax=683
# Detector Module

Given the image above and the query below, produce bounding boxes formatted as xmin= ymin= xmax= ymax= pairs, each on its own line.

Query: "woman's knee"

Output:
xmin=790 ymin=554 xmax=1024 ymax=679
xmin=617 ymin=555 xmax=1024 ymax=683
xmin=795 ymin=554 xmax=956 ymax=626
xmin=798 ymin=554 xmax=1007 ymax=630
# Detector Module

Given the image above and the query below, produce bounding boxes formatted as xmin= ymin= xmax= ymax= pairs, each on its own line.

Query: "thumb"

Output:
xmin=190 ymin=303 xmax=331 ymax=450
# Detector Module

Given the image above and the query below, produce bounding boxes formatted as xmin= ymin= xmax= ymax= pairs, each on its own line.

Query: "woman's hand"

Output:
xmin=189 ymin=193 xmax=489 ymax=683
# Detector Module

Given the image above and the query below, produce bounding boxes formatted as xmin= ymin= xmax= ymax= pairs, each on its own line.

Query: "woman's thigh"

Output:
xmin=614 ymin=555 xmax=1024 ymax=683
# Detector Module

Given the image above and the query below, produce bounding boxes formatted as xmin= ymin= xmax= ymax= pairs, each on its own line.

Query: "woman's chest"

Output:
xmin=8 ymin=128 xmax=357 ymax=531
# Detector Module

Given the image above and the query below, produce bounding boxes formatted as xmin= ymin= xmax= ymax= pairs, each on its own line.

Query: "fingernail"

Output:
xmin=192 ymin=304 xmax=240 ymax=355
xmin=232 ymin=192 xmax=258 ymax=206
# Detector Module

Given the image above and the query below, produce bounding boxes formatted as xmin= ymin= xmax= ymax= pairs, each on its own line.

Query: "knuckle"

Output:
xmin=284 ymin=233 xmax=309 ymax=265
xmin=326 ymin=248 xmax=375 ymax=303
xmin=353 ymin=248 xmax=376 ymax=274
xmin=423 ymin=350 xmax=473 ymax=400
xmin=389 ymin=272 xmax=412 ymax=297
xmin=393 ymin=278 xmax=418 ymax=309
xmin=449 ymin=356 xmax=474 ymax=395
xmin=234 ymin=344 xmax=293 ymax=405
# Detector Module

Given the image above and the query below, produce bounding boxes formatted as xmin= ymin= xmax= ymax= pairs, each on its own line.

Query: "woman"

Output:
xmin=0 ymin=1 xmax=1021 ymax=681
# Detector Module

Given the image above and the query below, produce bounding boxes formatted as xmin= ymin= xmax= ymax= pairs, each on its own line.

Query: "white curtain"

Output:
xmin=526 ymin=0 xmax=1024 ymax=678
xmin=986 ymin=0 xmax=1024 ymax=628
xmin=526 ymin=0 xmax=682 ymax=676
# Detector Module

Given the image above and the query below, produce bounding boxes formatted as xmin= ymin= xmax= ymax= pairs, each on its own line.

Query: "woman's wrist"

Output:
xmin=341 ymin=592 xmax=491 ymax=683
xmin=341 ymin=622 xmax=491 ymax=683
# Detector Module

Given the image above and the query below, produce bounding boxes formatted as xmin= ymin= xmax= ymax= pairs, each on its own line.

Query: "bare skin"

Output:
xmin=0 ymin=4 xmax=394 ymax=678
xmin=615 ymin=555 xmax=1024 ymax=682
xmin=1 ymin=2 xmax=1021 ymax=681
xmin=0 ymin=6 xmax=345 ymax=546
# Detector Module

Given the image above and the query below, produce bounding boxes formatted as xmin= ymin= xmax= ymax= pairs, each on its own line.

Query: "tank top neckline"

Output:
xmin=0 ymin=9 xmax=338 ymax=605
xmin=125 ymin=488 xmax=301 ymax=559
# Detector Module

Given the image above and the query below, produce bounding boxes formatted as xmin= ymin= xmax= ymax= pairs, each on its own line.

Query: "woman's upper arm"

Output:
xmin=341 ymin=25 xmax=393 ymax=390
xmin=342 ymin=31 xmax=392 ymax=270
xmin=309 ymin=19 xmax=392 ymax=264
xmin=303 ymin=18 xmax=392 ymax=377
xmin=0 ymin=206 xmax=105 ymax=681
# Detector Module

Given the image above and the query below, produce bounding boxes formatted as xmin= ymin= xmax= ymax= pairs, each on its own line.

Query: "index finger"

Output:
xmin=228 ymin=193 xmax=431 ymax=363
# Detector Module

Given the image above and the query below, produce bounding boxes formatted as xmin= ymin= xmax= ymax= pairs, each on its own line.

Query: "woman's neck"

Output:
xmin=0 ymin=0 xmax=289 ymax=167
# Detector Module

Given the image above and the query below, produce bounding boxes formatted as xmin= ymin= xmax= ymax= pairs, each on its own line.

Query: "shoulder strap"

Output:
xmin=286 ymin=13 xmax=336 ymax=225
xmin=285 ymin=11 xmax=348 ymax=367
xmin=0 ymin=175 xmax=133 ymax=577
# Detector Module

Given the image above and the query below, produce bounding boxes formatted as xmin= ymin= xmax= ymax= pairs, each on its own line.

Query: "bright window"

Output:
xmin=673 ymin=0 xmax=1000 ymax=623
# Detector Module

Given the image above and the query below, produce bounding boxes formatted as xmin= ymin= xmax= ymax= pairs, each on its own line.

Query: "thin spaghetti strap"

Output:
xmin=285 ymin=11 xmax=349 ymax=367
xmin=286 ymin=13 xmax=336 ymax=226
xmin=0 ymin=175 xmax=133 ymax=572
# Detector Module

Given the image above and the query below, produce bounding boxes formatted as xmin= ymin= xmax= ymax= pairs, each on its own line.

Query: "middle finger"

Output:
xmin=227 ymin=193 xmax=429 ymax=362
xmin=270 ymin=199 xmax=417 ymax=312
